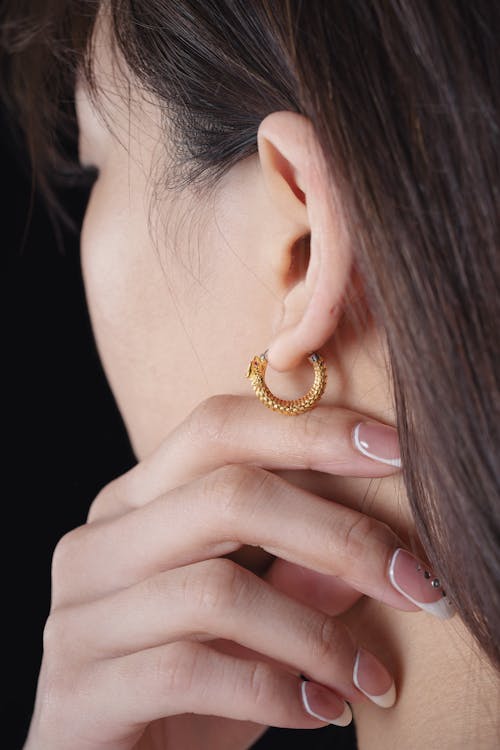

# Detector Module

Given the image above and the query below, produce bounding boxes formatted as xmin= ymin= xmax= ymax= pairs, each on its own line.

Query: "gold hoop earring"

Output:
xmin=245 ymin=350 xmax=327 ymax=415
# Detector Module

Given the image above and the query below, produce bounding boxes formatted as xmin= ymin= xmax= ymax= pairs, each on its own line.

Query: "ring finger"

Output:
xmin=52 ymin=557 xmax=395 ymax=705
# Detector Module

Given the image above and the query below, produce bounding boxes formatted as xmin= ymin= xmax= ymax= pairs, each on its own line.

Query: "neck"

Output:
xmin=277 ymin=317 xmax=500 ymax=745
xmin=341 ymin=517 xmax=500 ymax=749
xmin=275 ymin=465 xmax=499 ymax=747
xmin=231 ymin=316 xmax=500 ymax=745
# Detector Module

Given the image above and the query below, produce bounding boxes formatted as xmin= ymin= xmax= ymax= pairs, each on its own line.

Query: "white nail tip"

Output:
xmin=352 ymin=651 xmax=396 ymax=709
xmin=301 ymin=681 xmax=352 ymax=726
xmin=365 ymin=682 xmax=397 ymax=708
xmin=388 ymin=548 xmax=456 ymax=620
xmin=416 ymin=598 xmax=456 ymax=620
xmin=353 ymin=423 xmax=402 ymax=467
xmin=331 ymin=702 xmax=353 ymax=726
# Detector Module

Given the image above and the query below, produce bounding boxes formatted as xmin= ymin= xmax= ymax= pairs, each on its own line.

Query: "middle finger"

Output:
xmin=54 ymin=464 xmax=420 ymax=613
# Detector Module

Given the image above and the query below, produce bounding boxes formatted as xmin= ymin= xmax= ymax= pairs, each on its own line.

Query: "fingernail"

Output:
xmin=301 ymin=680 xmax=352 ymax=726
xmin=353 ymin=648 xmax=396 ymax=708
xmin=352 ymin=422 xmax=401 ymax=467
xmin=388 ymin=548 xmax=455 ymax=619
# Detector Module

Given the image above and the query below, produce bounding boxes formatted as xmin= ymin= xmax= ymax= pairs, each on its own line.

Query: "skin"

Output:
xmin=43 ymin=23 xmax=498 ymax=750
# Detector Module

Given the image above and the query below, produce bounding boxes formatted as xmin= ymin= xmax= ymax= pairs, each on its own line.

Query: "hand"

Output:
xmin=26 ymin=395 xmax=426 ymax=750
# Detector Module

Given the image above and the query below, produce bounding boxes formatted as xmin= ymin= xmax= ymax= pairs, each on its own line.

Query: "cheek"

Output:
xmin=80 ymin=171 xmax=205 ymax=455
xmin=81 ymin=172 xmax=164 ymax=366
xmin=79 ymin=167 xmax=276 ymax=459
xmin=81 ymin=179 xmax=144 ymax=340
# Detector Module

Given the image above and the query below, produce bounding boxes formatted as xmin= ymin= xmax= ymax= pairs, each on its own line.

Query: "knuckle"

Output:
xmin=155 ymin=642 xmax=204 ymax=696
xmin=42 ymin=612 xmax=65 ymax=654
xmin=202 ymin=464 xmax=259 ymax=517
xmin=51 ymin=527 xmax=86 ymax=583
xmin=42 ymin=609 xmax=78 ymax=659
xmin=201 ymin=464 xmax=243 ymax=509
xmin=247 ymin=660 xmax=274 ymax=709
xmin=309 ymin=614 xmax=346 ymax=664
xmin=187 ymin=395 xmax=241 ymax=448
xmin=203 ymin=463 xmax=279 ymax=523
xmin=339 ymin=513 xmax=388 ymax=565
xmin=140 ymin=569 xmax=168 ymax=604
xmin=86 ymin=477 xmax=121 ymax=523
xmin=299 ymin=409 xmax=326 ymax=446
xmin=186 ymin=558 xmax=248 ymax=617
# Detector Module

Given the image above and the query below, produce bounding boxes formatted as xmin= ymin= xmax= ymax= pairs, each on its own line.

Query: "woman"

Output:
xmin=2 ymin=2 xmax=498 ymax=749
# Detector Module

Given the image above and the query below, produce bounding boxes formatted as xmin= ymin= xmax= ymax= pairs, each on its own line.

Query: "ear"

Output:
xmin=257 ymin=111 xmax=353 ymax=372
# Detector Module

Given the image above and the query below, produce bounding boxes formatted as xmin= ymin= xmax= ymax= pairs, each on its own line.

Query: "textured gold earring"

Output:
xmin=245 ymin=350 xmax=327 ymax=415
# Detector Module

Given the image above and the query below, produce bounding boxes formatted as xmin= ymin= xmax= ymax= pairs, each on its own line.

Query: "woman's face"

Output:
xmin=76 ymin=50 xmax=286 ymax=457
xmin=77 ymin=90 xmax=294 ymax=458
xmin=76 ymin=32 xmax=396 ymax=473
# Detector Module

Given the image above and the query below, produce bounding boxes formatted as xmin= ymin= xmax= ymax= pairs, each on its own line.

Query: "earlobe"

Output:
xmin=257 ymin=111 xmax=353 ymax=372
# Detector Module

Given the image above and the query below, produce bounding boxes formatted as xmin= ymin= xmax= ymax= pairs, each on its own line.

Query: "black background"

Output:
xmin=4 ymin=104 xmax=356 ymax=749
xmin=4 ymin=104 xmax=136 ymax=748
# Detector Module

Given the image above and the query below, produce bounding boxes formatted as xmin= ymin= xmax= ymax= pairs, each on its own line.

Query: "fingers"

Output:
xmin=53 ymin=464 xmax=416 ymax=612
xmin=50 ymin=558 xmax=391 ymax=704
xmin=68 ymin=642 xmax=353 ymax=741
xmin=263 ymin=557 xmax=364 ymax=616
xmin=88 ymin=395 xmax=401 ymax=522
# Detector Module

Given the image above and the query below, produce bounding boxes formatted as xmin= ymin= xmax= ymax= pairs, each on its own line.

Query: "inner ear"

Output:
xmin=284 ymin=234 xmax=310 ymax=286
xmin=267 ymin=144 xmax=307 ymax=205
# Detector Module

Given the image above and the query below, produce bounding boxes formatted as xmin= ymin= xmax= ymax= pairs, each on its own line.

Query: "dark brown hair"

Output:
xmin=2 ymin=1 xmax=499 ymax=668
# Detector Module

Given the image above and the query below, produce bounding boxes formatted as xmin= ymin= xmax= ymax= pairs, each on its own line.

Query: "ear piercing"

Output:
xmin=246 ymin=350 xmax=327 ymax=415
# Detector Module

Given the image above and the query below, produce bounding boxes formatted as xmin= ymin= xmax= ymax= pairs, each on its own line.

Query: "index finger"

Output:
xmin=90 ymin=394 xmax=401 ymax=522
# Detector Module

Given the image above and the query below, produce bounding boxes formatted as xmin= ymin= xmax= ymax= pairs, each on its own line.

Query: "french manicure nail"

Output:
xmin=353 ymin=421 xmax=401 ymax=467
xmin=353 ymin=648 xmax=396 ymax=708
xmin=388 ymin=548 xmax=455 ymax=619
xmin=301 ymin=680 xmax=352 ymax=726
